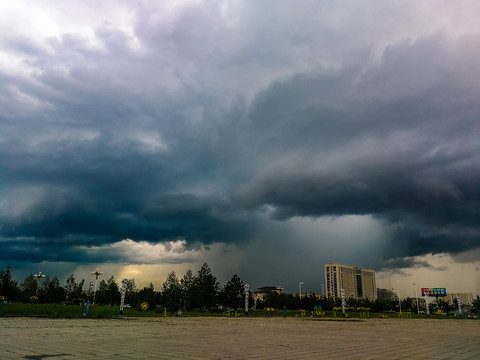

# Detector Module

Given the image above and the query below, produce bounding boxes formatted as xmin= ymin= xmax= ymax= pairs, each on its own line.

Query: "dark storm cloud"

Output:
xmin=0 ymin=239 xmax=100 ymax=263
xmin=232 ymin=34 xmax=480 ymax=261
xmin=1 ymin=0 xmax=480 ymax=272
xmin=1 ymin=132 xmax=254 ymax=251
xmin=381 ymin=257 xmax=433 ymax=270
xmin=233 ymin=151 xmax=479 ymax=230
xmin=1 ymin=73 xmax=256 ymax=262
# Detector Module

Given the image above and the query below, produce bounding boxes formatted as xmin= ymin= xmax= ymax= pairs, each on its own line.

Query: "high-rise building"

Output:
xmin=325 ymin=263 xmax=377 ymax=300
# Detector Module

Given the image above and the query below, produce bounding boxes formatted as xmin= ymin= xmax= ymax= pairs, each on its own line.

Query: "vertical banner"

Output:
xmin=120 ymin=278 xmax=128 ymax=313
xmin=244 ymin=284 xmax=250 ymax=314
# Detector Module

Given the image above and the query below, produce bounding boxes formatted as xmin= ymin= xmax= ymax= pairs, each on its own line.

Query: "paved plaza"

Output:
xmin=1 ymin=316 xmax=479 ymax=359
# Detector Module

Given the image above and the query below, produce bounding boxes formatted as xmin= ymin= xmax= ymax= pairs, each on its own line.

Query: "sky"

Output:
xmin=1 ymin=0 xmax=480 ymax=298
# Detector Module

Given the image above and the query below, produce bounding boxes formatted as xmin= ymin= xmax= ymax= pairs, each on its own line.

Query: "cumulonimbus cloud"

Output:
xmin=1 ymin=1 xmax=480 ymax=274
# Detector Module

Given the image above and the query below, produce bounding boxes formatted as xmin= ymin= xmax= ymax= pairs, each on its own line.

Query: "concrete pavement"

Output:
xmin=1 ymin=317 xmax=479 ymax=359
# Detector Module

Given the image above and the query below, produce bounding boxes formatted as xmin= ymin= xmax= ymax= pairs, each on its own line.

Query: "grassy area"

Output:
xmin=0 ymin=302 xmax=477 ymax=320
xmin=1 ymin=302 xmax=122 ymax=318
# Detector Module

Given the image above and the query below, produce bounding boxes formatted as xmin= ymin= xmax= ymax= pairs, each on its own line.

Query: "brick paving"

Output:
xmin=0 ymin=317 xmax=479 ymax=359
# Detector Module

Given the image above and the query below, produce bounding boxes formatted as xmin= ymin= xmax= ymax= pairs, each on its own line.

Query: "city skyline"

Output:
xmin=1 ymin=1 xmax=480 ymax=297
xmin=3 ymin=258 xmax=478 ymax=300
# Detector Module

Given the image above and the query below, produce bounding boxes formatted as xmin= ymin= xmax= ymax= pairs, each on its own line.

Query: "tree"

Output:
xmin=161 ymin=271 xmax=182 ymax=311
xmin=180 ymin=269 xmax=196 ymax=310
xmin=222 ymin=274 xmax=244 ymax=309
xmin=20 ymin=275 xmax=38 ymax=302
xmin=105 ymin=276 xmax=120 ymax=305
xmin=65 ymin=274 xmax=85 ymax=300
xmin=125 ymin=278 xmax=138 ymax=306
xmin=137 ymin=283 xmax=158 ymax=309
xmin=96 ymin=279 xmax=108 ymax=304
xmin=373 ymin=298 xmax=396 ymax=313
xmin=401 ymin=297 xmax=414 ymax=312
xmin=95 ymin=276 xmax=121 ymax=305
xmin=39 ymin=276 xmax=65 ymax=303
xmin=472 ymin=297 xmax=480 ymax=314
xmin=260 ymin=291 xmax=292 ymax=310
xmin=194 ymin=263 xmax=219 ymax=311
xmin=437 ymin=299 xmax=453 ymax=314
xmin=0 ymin=265 xmax=20 ymax=300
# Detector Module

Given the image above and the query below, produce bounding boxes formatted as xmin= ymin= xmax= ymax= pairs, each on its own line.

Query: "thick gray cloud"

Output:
xmin=1 ymin=1 xmax=480 ymax=288
xmin=231 ymin=34 xmax=480 ymax=262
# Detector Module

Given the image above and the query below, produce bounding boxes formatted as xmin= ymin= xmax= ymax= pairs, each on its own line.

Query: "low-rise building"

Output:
xmin=254 ymin=286 xmax=283 ymax=301
xmin=440 ymin=292 xmax=474 ymax=305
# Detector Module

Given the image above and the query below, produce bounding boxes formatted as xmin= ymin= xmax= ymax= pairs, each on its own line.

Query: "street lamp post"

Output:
xmin=91 ymin=268 xmax=103 ymax=303
xmin=299 ymin=282 xmax=303 ymax=299
xmin=413 ymin=283 xmax=420 ymax=315
xmin=34 ymin=272 xmax=45 ymax=296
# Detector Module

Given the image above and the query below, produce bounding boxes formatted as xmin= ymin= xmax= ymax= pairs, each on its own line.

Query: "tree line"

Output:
xmin=0 ymin=263 xmax=251 ymax=312
xmin=2 ymin=264 xmax=479 ymax=313
xmin=0 ymin=265 xmax=86 ymax=304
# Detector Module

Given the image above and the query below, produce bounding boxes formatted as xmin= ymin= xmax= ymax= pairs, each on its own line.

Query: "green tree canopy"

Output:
xmin=161 ymin=271 xmax=182 ymax=311
xmin=65 ymin=274 xmax=85 ymax=301
xmin=95 ymin=276 xmax=120 ymax=305
xmin=0 ymin=265 xmax=20 ymax=300
xmin=180 ymin=269 xmax=196 ymax=310
xmin=39 ymin=276 xmax=65 ymax=303
xmin=194 ymin=263 xmax=219 ymax=311
xmin=20 ymin=274 xmax=38 ymax=302
xmin=222 ymin=274 xmax=244 ymax=309
xmin=137 ymin=283 xmax=158 ymax=309
xmin=107 ymin=276 xmax=120 ymax=305
xmin=125 ymin=278 xmax=138 ymax=305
